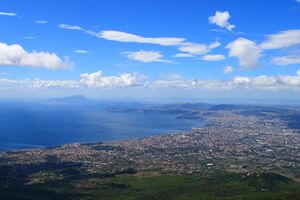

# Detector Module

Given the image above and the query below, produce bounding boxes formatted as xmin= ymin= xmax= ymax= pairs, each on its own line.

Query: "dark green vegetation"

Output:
xmin=0 ymin=172 xmax=299 ymax=200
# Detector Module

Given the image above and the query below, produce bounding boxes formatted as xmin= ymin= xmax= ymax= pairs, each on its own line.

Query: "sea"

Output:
xmin=0 ymin=101 xmax=204 ymax=151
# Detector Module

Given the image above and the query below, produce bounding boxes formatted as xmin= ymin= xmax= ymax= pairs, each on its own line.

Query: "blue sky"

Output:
xmin=1 ymin=0 xmax=300 ymax=101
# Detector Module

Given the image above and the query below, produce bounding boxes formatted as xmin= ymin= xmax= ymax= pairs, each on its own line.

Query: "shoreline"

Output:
xmin=0 ymin=126 xmax=204 ymax=153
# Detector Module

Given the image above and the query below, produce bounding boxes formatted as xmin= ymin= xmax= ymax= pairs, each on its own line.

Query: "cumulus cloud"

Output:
xmin=272 ymin=55 xmax=300 ymax=65
xmin=232 ymin=76 xmax=278 ymax=90
xmin=2 ymin=70 xmax=300 ymax=91
xmin=123 ymin=50 xmax=171 ymax=63
xmin=227 ymin=30 xmax=300 ymax=69
xmin=0 ymin=42 xmax=73 ymax=69
xmin=36 ymin=20 xmax=48 ymax=24
xmin=58 ymin=24 xmax=84 ymax=31
xmin=0 ymin=12 xmax=17 ymax=16
xmin=226 ymin=38 xmax=262 ymax=69
xmin=80 ymin=71 xmax=143 ymax=88
xmin=223 ymin=65 xmax=233 ymax=74
xmin=208 ymin=11 xmax=236 ymax=31
xmin=150 ymin=79 xmax=201 ymax=90
xmin=260 ymin=30 xmax=300 ymax=50
xmin=150 ymin=70 xmax=300 ymax=91
xmin=150 ymin=78 xmax=234 ymax=90
xmin=232 ymin=72 xmax=300 ymax=90
xmin=178 ymin=41 xmax=221 ymax=55
xmin=99 ymin=30 xmax=185 ymax=46
xmin=201 ymin=54 xmax=225 ymax=61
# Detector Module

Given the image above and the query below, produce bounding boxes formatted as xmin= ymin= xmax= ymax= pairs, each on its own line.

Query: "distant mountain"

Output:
xmin=49 ymin=95 xmax=92 ymax=103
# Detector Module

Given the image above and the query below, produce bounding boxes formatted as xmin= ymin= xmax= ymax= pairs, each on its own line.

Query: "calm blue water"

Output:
xmin=0 ymin=102 xmax=203 ymax=151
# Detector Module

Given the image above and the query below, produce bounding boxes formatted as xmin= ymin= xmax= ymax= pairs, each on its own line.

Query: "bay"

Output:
xmin=0 ymin=101 xmax=204 ymax=151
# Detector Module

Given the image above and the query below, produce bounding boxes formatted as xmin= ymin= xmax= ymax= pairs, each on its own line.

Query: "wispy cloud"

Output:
xmin=0 ymin=11 xmax=17 ymax=16
xmin=173 ymin=53 xmax=195 ymax=58
xmin=272 ymin=55 xmax=300 ymax=65
xmin=23 ymin=36 xmax=35 ymax=40
xmin=123 ymin=50 xmax=172 ymax=63
xmin=260 ymin=29 xmax=300 ymax=50
xmin=178 ymin=41 xmax=220 ymax=55
xmin=58 ymin=24 xmax=84 ymax=31
xmin=223 ymin=65 xmax=233 ymax=74
xmin=201 ymin=54 xmax=225 ymax=61
xmin=36 ymin=20 xmax=48 ymax=24
xmin=0 ymin=78 xmax=79 ymax=89
xmin=75 ymin=49 xmax=89 ymax=54
xmin=99 ymin=30 xmax=185 ymax=46
xmin=58 ymin=25 xmax=220 ymax=60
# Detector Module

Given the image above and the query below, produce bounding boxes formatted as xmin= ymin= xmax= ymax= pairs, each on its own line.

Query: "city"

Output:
xmin=1 ymin=103 xmax=299 ymax=198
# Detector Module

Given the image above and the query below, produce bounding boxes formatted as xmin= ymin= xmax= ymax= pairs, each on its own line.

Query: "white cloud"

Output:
xmin=80 ymin=71 xmax=143 ymax=88
xmin=75 ymin=49 xmax=89 ymax=54
xmin=58 ymin=24 xmax=84 ymax=31
xmin=201 ymin=54 xmax=225 ymax=61
xmin=0 ymin=42 xmax=73 ymax=69
xmin=123 ymin=50 xmax=171 ymax=63
xmin=208 ymin=11 xmax=235 ymax=31
xmin=2 ymin=70 xmax=300 ymax=91
xmin=36 ymin=20 xmax=48 ymax=24
xmin=232 ymin=76 xmax=278 ymax=90
xmin=98 ymin=30 xmax=220 ymax=57
xmin=178 ymin=43 xmax=208 ymax=55
xmin=0 ymin=12 xmax=17 ymax=16
xmin=178 ymin=41 xmax=220 ymax=55
xmin=32 ymin=79 xmax=79 ymax=88
xmin=260 ymin=30 xmax=300 ymax=50
xmin=226 ymin=38 xmax=262 ymax=69
xmin=23 ymin=36 xmax=35 ymax=40
xmin=99 ymin=30 xmax=185 ymax=46
xmin=151 ymin=70 xmax=300 ymax=91
xmin=223 ymin=65 xmax=233 ymax=74
xmin=150 ymin=79 xmax=203 ymax=90
xmin=173 ymin=53 xmax=195 ymax=58
xmin=60 ymin=28 xmax=220 ymax=59
xmin=277 ymin=74 xmax=300 ymax=87
xmin=0 ymin=78 xmax=78 ymax=89
xmin=226 ymin=29 xmax=300 ymax=69
xmin=164 ymin=74 xmax=182 ymax=80
xmin=272 ymin=55 xmax=300 ymax=65
xmin=232 ymin=72 xmax=300 ymax=90
xmin=150 ymin=78 xmax=234 ymax=90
